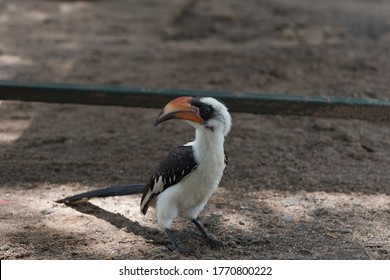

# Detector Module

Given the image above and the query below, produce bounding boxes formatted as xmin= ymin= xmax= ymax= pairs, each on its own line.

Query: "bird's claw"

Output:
xmin=204 ymin=236 xmax=224 ymax=248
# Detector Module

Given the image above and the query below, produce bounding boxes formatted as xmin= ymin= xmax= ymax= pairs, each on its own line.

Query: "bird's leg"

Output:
xmin=165 ymin=228 xmax=192 ymax=254
xmin=165 ymin=228 xmax=180 ymax=250
xmin=191 ymin=218 xmax=223 ymax=248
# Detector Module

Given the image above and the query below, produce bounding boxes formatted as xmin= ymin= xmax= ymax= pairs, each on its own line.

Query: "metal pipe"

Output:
xmin=0 ymin=80 xmax=389 ymax=121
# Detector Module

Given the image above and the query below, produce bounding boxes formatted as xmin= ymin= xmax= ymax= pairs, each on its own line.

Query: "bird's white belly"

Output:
xmin=156 ymin=157 xmax=225 ymax=228
xmin=178 ymin=164 xmax=223 ymax=209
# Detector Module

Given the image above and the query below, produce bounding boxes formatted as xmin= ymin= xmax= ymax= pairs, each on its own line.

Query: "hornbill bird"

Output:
xmin=56 ymin=96 xmax=232 ymax=252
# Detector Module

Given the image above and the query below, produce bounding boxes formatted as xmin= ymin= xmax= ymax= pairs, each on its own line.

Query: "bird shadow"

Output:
xmin=66 ymin=202 xmax=167 ymax=246
xmin=65 ymin=202 xmax=216 ymax=256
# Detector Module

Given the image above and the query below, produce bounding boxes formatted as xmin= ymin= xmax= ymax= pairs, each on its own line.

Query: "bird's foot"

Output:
xmin=191 ymin=218 xmax=223 ymax=249
xmin=165 ymin=228 xmax=193 ymax=255
xmin=203 ymin=235 xmax=224 ymax=248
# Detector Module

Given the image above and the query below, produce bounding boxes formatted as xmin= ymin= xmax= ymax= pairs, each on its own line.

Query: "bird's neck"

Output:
xmin=193 ymin=127 xmax=225 ymax=163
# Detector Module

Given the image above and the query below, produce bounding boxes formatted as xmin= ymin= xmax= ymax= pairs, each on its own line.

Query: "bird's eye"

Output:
xmin=199 ymin=105 xmax=213 ymax=120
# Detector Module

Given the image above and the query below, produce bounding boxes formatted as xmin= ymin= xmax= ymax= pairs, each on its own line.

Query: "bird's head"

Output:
xmin=154 ymin=96 xmax=232 ymax=137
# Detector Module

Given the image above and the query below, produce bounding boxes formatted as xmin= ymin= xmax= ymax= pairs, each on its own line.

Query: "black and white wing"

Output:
xmin=140 ymin=145 xmax=198 ymax=214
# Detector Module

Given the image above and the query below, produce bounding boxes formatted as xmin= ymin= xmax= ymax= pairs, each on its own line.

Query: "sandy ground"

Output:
xmin=0 ymin=0 xmax=389 ymax=259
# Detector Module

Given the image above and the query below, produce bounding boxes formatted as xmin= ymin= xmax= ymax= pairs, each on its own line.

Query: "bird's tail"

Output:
xmin=55 ymin=183 xmax=146 ymax=204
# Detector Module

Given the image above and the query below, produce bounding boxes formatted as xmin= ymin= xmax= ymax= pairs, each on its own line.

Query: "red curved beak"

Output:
xmin=154 ymin=96 xmax=205 ymax=126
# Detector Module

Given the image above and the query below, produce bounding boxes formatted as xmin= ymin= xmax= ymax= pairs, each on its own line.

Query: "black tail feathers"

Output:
xmin=56 ymin=183 xmax=146 ymax=204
